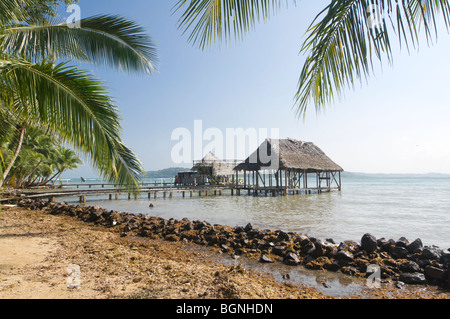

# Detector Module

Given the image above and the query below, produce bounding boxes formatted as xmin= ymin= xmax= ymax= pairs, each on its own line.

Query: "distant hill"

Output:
xmin=144 ymin=167 xmax=188 ymax=179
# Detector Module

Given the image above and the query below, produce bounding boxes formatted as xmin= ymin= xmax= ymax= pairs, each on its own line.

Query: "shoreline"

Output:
xmin=1 ymin=204 xmax=328 ymax=299
xmin=0 ymin=198 xmax=448 ymax=299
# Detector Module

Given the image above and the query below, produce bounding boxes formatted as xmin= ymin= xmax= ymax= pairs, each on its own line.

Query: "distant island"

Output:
xmin=143 ymin=167 xmax=188 ymax=179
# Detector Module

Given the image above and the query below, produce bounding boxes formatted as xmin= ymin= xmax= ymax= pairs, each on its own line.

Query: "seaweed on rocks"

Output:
xmin=15 ymin=199 xmax=450 ymax=289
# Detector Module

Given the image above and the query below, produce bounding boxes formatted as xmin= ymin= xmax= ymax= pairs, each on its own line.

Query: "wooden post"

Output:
xmin=109 ymin=194 xmax=112 ymax=200
xmin=190 ymin=190 xmax=193 ymax=198
xmin=170 ymin=192 xmax=173 ymax=198
xmin=339 ymin=171 xmax=342 ymax=191
xmin=182 ymin=191 xmax=185 ymax=198
xmin=115 ymin=193 xmax=119 ymax=200
xmin=154 ymin=192 xmax=157 ymax=199
xmin=244 ymin=170 xmax=247 ymax=188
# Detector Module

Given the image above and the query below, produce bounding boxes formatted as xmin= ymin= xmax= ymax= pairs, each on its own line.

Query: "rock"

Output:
xmin=313 ymin=240 xmax=326 ymax=258
xmin=335 ymin=250 xmax=354 ymax=262
xmin=396 ymin=237 xmax=409 ymax=248
xmin=361 ymin=233 xmax=378 ymax=253
xmin=380 ymin=239 xmax=396 ymax=253
xmin=421 ymin=246 xmax=443 ymax=260
xmin=440 ymin=253 xmax=450 ymax=266
xmin=377 ymin=238 xmax=388 ymax=247
xmin=395 ymin=281 xmax=406 ymax=289
xmin=325 ymin=238 xmax=335 ymax=244
xmin=399 ymin=261 xmax=421 ymax=273
xmin=259 ymin=254 xmax=274 ymax=263
xmin=424 ymin=266 xmax=446 ymax=281
xmin=272 ymin=246 xmax=286 ymax=256
xmin=325 ymin=245 xmax=338 ymax=258
xmin=302 ymin=242 xmax=315 ymax=255
xmin=399 ymin=273 xmax=427 ymax=285
xmin=244 ymin=223 xmax=253 ymax=232
xmin=391 ymin=246 xmax=408 ymax=259
xmin=277 ymin=231 xmax=290 ymax=241
xmin=407 ymin=238 xmax=423 ymax=253
xmin=283 ymin=252 xmax=301 ymax=266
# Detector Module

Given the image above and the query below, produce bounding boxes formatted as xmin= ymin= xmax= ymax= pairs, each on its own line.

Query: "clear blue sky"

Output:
xmin=63 ymin=0 xmax=450 ymax=178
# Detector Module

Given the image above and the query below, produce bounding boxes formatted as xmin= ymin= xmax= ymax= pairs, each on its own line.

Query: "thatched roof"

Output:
xmin=201 ymin=152 xmax=222 ymax=163
xmin=234 ymin=138 xmax=343 ymax=172
xmin=193 ymin=152 xmax=236 ymax=176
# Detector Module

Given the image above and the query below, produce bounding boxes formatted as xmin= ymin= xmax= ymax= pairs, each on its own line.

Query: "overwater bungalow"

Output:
xmin=233 ymin=138 xmax=343 ymax=196
xmin=187 ymin=152 xmax=239 ymax=185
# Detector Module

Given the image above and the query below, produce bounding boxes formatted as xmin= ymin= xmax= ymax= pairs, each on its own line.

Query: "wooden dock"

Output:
xmin=0 ymin=181 xmax=340 ymax=204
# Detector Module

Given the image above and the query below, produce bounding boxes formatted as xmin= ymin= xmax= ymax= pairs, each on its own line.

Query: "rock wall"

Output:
xmin=15 ymin=199 xmax=450 ymax=289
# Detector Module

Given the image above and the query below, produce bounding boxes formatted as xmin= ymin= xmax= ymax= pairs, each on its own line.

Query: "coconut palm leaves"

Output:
xmin=0 ymin=0 xmax=158 ymax=189
xmin=1 ymin=14 xmax=158 ymax=73
xmin=175 ymin=0 xmax=450 ymax=116
xmin=174 ymin=0 xmax=293 ymax=49
xmin=296 ymin=0 xmax=450 ymax=115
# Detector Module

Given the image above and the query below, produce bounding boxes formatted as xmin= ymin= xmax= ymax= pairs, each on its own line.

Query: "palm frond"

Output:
xmin=295 ymin=0 xmax=450 ymax=116
xmin=174 ymin=0 xmax=295 ymax=49
xmin=1 ymin=14 xmax=158 ymax=74
xmin=0 ymin=58 xmax=144 ymax=188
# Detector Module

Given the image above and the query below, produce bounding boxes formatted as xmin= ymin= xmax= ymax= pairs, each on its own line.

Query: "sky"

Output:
xmin=62 ymin=0 xmax=450 ymax=178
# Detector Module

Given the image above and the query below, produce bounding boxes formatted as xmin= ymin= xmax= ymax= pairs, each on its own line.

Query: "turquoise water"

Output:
xmin=63 ymin=174 xmax=450 ymax=250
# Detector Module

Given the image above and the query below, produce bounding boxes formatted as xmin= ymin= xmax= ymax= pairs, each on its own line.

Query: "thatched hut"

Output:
xmin=234 ymin=138 xmax=343 ymax=194
xmin=192 ymin=152 xmax=237 ymax=184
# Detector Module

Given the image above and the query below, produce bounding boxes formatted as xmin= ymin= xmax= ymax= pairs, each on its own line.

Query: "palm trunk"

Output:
xmin=21 ymin=159 xmax=44 ymax=187
xmin=0 ymin=126 xmax=26 ymax=189
xmin=50 ymin=171 xmax=64 ymax=186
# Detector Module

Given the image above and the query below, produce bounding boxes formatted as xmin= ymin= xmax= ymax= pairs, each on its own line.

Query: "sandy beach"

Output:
xmin=0 ymin=203 xmax=448 ymax=300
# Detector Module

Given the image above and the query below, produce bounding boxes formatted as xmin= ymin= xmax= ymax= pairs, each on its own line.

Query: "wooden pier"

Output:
xmin=0 ymin=182 xmax=340 ymax=204
xmin=0 ymin=139 xmax=344 ymax=204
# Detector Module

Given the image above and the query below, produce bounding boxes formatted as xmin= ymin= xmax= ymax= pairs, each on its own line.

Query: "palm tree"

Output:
xmin=174 ymin=0 xmax=450 ymax=116
xmin=0 ymin=0 xmax=158 ymax=189
xmin=48 ymin=147 xmax=82 ymax=186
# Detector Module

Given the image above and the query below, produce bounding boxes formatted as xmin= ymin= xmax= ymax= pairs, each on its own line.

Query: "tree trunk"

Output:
xmin=50 ymin=171 xmax=64 ymax=186
xmin=21 ymin=159 xmax=43 ymax=187
xmin=0 ymin=126 xmax=26 ymax=189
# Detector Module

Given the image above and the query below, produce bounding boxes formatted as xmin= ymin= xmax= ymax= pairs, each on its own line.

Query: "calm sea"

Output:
xmin=63 ymin=174 xmax=450 ymax=250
